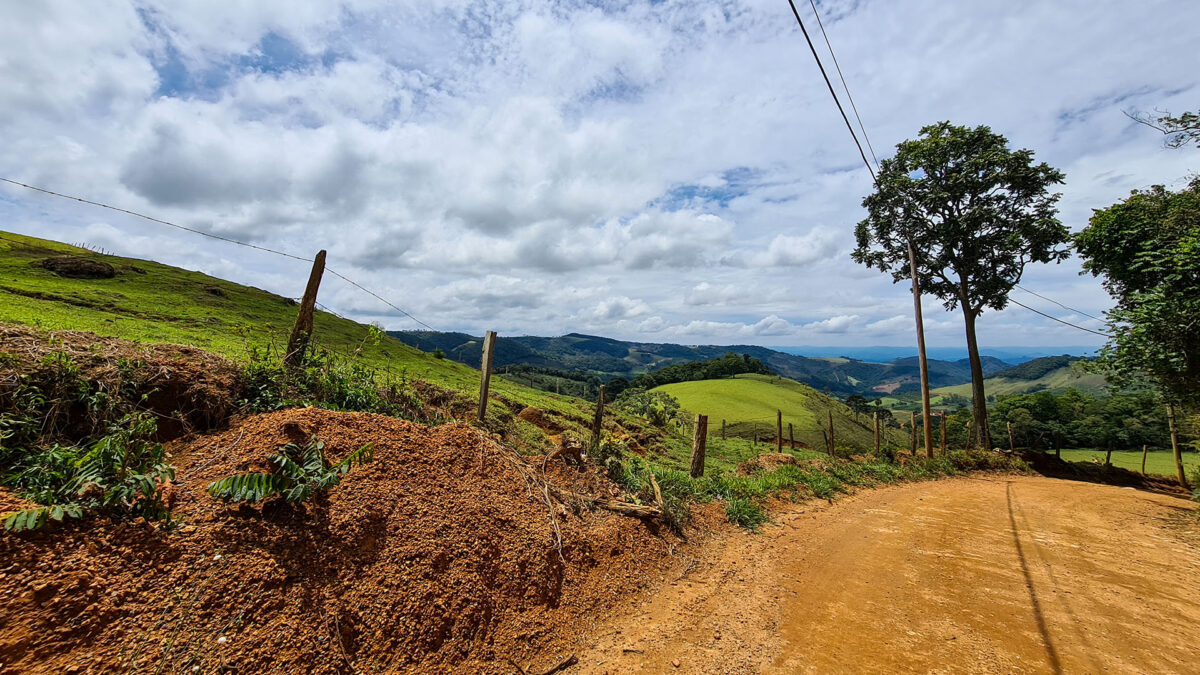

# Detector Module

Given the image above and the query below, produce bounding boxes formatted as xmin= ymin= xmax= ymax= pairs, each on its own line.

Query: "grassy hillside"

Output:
xmin=0 ymin=231 xmax=581 ymax=418
xmin=654 ymin=374 xmax=901 ymax=452
xmin=933 ymin=361 xmax=1109 ymax=398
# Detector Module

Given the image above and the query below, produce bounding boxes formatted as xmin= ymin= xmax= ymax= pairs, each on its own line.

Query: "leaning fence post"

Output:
xmin=788 ymin=422 xmax=795 ymax=449
xmin=476 ymin=331 xmax=497 ymax=422
xmin=873 ymin=412 xmax=880 ymax=455
xmin=776 ymin=410 xmax=783 ymax=453
xmin=909 ymin=411 xmax=917 ymax=456
xmin=284 ymin=250 xmax=327 ymax=369
xmin=590 ymin=385 xmax=606 ymax=451
xmin=690 ymin=414 xmax=708 ymax=478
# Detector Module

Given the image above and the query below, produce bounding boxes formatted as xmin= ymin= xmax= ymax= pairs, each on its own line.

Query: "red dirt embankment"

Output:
xmin=0 ymin=408 xmax=674 ymax=674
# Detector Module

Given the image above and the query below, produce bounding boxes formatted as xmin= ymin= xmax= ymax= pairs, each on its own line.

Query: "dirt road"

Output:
xmin=568 ymin=476 xmax=1200 ymax=674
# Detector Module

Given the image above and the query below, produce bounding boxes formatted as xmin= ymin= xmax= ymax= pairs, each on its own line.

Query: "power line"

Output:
xmin=0 ymin=176 xmax=436 ymax=331
xmin=0 ymin=177 xmax=311 ymax=262
xmin=805 ymin=0 xmax=879 ymax=169
xmin=1006 ymin=298 xmax=1111 ymax=337
xmin=784 ymin=0 xmax=875 ymax=181
xmin=1014 ymin=284 xmax=1106 ymax=323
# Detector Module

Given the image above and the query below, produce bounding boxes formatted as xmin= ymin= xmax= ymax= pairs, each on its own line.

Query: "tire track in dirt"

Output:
xmin=567 ymin=476 xmax=1200 ymax=674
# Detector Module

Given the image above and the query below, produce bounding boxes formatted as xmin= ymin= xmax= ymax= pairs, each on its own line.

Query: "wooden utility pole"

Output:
xmin=940 ymin=413 xmax=947 ymax=455
xmin=828 ymin=410 xmax=835 ymax=456
xmin=1141 ymin=444 xmax=1148 ymax=476
xmin=776 ymin=410 xmax=783 ymax=453
xmin=284 ymin=250 xmax=327 ymax=368
xmin=1007 ymin=421 xmax=1015 ymax=452
xmin=476 ymin=330 xmax=497 ymax=422
xmin=907 ymin=240 xmax=934 ymax=458
xmin=1167 ymin=403 xmax=1187 ymax=488
xmin=690 ymin=414 xmax=709 ymax=478
xmin=591 ymin=385 xmax=606 ymax=451
xmin=873 ymin=411 xmax=880 ymax=455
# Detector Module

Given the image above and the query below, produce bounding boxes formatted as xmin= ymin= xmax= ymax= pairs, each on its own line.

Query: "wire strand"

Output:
xmin=784 ymin=0 xmax=875 ymax=182
xmin=0 ymin=176 xmax=436 ymax=331
xmin=1014 ymin=284 xmax=1106 ymax=323
xmin=805 ymin=0 xmax=880 ymax=169
xmin=1006 ymin=298 xmax=1111 ymax=337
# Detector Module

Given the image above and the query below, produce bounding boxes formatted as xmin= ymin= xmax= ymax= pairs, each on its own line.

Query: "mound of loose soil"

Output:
xmin=737 ymin=452 xmax=800 ymax=475
xmin=517 ymin=406 xmax=565 ymax=434
xmin=0 ymin=407 xmax=673 ymax=674
xmin=0 ymin=324 xmax=241 ymax=440
xmin=36 ymin=256 xmax=116 ymax=279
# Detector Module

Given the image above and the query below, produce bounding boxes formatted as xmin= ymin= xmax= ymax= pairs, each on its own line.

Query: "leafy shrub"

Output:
xmin=208 ymin=436 xmax=373 ymax=504
xmin=431 ymin=349 xmax=445 ymax=359
xmin=725 ymin=497 xmax=767 ymax=530
xmin=613 ymin=390 xmax=681 ymax=428
xmin=2 ymin=414 xmax=174 ymax=531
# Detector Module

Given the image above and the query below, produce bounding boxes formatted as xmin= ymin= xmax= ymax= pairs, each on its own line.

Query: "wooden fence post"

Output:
xmin=690 ymin=414 xmax=708 ymax=478
xmin=788 ymin=422 xmax=795 ymax=450
xmin=721 ymin=419 xmax=726 ymax=441
xmin=591 ymin=385 xmax=606 ymax=451
xmin=1141 ymin=444 xmax=1148 ymax=476
xmin=940 ymin=413 xmax=947 ymax=455
xmin=1167 ymin=403 xmax=1188 ymax=488
xmin=1105 ymin=439 xmax=1113 ymax=467
xmin=476 ymin=330 xmax=497 ymax=422
xmin=909 ymin=411 xmax=917 ymax=456
xmin=284 ymin=250 xmax=327 ymax=368
xmin=828 ymin=410 xmax=835 ymax=457
xmin=966 ymin=420 xmax=974 ymax=450
xmin=1007 ymin=421 xmax=1015 ymax=452
xmin=776 ymin=410 xmax=783 ymax=453
xmin=873 ymin=412 xmax=880 ymax=455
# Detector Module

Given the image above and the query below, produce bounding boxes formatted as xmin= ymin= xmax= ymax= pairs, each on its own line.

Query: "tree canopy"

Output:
xmin=1075 ymin=178 xmax=1200 ymax=408
xmin=853 ymin=121 xmax=1069 ymax=447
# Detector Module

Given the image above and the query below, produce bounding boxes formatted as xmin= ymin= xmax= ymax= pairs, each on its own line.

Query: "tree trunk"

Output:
xmin=1167 ymin=403 xmax=1187 ymax=488
xmin=962 ymin=308 xmax=991 ymax=449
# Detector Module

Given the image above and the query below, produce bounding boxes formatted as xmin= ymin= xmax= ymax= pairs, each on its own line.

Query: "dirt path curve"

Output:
xmin=568 ymin=476 xmax=1200 ymax=674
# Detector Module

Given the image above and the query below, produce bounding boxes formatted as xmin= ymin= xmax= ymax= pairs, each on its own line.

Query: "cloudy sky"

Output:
xmin=1 ymin=0 xmax=1196 ymax=349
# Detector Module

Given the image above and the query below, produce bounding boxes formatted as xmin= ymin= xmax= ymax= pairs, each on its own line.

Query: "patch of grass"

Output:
xmin=724 ymin=497 xmax=767 ymax=530
xmin=653 ymin=374 xmax=894 ymax=452
xmin=1057 ymin=448 xmax=1200 ymax=477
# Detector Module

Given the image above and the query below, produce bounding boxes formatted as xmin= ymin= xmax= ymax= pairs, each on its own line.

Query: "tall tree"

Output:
xmin=853 ymin=122 xmax=1069 ymax=449
xmin=1075 ymin=178 xmax=1200 ymax=487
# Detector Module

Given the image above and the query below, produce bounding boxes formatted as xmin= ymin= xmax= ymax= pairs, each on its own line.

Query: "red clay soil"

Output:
xmin=0 ymin=324 xmax=241 ymax=438
xmin=0 ymin=408 xmax=674 ymax=674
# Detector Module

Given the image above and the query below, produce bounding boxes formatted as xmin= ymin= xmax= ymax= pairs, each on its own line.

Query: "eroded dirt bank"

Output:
xmin=571 ymin=476 xmax=1200 ymax=674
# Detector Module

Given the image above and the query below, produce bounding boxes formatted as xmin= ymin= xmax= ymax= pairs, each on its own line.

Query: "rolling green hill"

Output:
xmin=933 ymin=359 xmax=1108 ymax=398
xmin=0 ymin=230 xmax=582 ymax=419
xmin=654 ymin=374 xmax=902 ymax=452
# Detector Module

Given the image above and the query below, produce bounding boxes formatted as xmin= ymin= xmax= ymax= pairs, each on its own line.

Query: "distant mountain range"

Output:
xmin=388 ymin=330 xmax=1016 ymax=397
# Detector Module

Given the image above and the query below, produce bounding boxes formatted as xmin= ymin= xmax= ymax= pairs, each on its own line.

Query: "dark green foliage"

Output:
xmin=1075 ymin=178 xmax=1200 ymax=408
xmin=991 ymin=355 xmax=1083 ymax=381
xmin=629 ymin=353 xmax=771 ymax=390
xmin=989 ymin=389 xmax=1168 ymax=450
xmin=207 ymin=436 xmax=374 ymax=504
xmin=431 ymin=348 xmax=445 ymax=359
xmin=2 ymin=414 xmax=173 ymax=531
xmin=612 ymin=389 xmax=681 ymax=428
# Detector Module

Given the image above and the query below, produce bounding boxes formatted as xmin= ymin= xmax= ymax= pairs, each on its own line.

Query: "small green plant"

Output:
xmin=431 ymin=348 xmax=445 ymax=359
xmin=725 ymin=497 xmax=767 ymax=530
xmin=207 ymin=436 xmax=374 ymax=504
xmin=4 ymin=504 xmax=83 ymax=532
